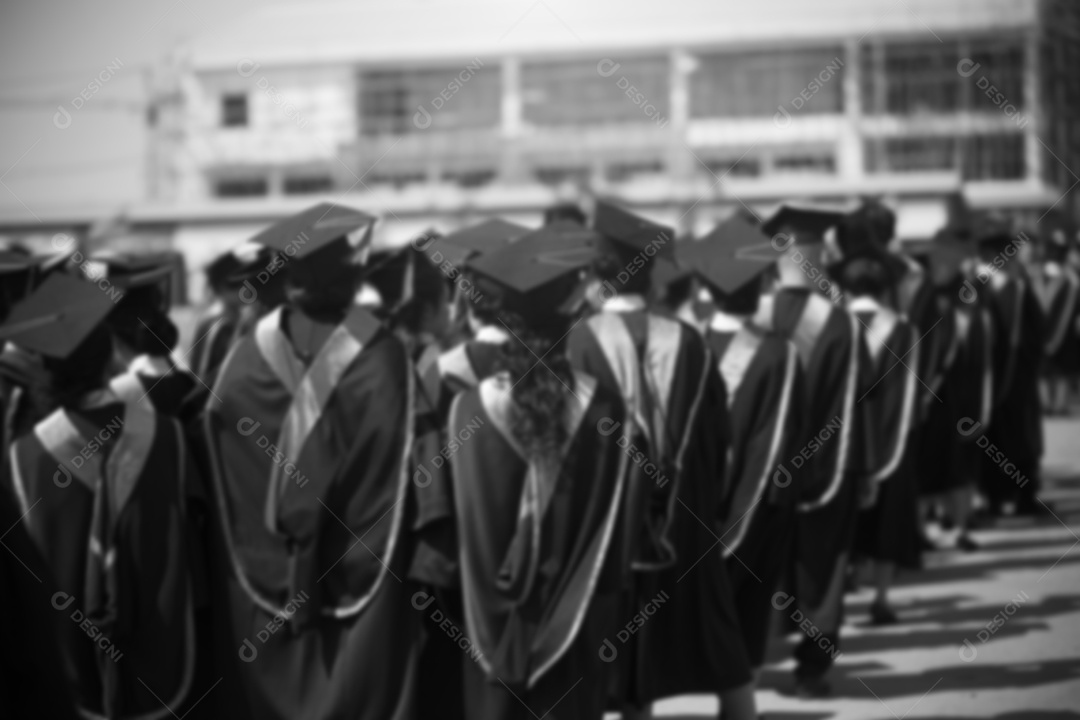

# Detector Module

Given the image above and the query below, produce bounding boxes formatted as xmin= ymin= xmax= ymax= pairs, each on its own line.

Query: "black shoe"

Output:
xmin=957 ymin=533 xmax=980 ymax=552
xmin=793 ymin=675 xmax=832 ymax=698
xmin=869 ymin=601 xmax=898 ymax=625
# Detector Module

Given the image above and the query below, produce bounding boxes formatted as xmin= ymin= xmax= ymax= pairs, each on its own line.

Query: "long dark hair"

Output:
xmin=498 ymin=309 xmax=575 ymax=462
xmin=472 ymin=287 xmax=576 ymax=461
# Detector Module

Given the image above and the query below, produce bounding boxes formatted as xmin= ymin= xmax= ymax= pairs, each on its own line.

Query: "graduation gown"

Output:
xmin=188 ymin=306 xmax=238 ymax=386
xmin=755 ymin=288 xmax=874 ymax=606
xmin=203 ymin=305 xmax=421 ymax=720
xmin=981 ymin=272 xmax=1044 ymax=509
xmin=1031 ymin=262 xmax=1080 ymax=373
xmin=706 ymin=315 xmax=804 ymax=667
xmin=109 ymin=354 xmax=197 ymax=418
xmin=914 ymin=286 xmax=966 ymax=494
xmin=850 ymin=298 xmax=922 ymax=568
xmin=5 ymin=393 xmax=198 ymax=720
xmin=451 ymin=371 xmax=629 ymax=720
xmin=428 ymin=327 xmax=509 ymax=418
xmin=568 ymin=299 xmax=751 ymax=703
xmin=0 ymin=479 xmax=80 ymax=719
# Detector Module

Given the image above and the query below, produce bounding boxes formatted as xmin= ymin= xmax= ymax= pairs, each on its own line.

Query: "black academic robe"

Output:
xmin=1031 ymin=262 xmax=1080 ymax=373
xmin=0 ymin=481 xmax=79 ymax=719
xmin=4 ymin=394 xmax=198 ymax=720
xmin=914 ymin=287 xmax=965 ymax=494
xmin=429 ymin=335 xmax=507 ymax=419
xmin=203 ymin=305 xmax=421 ymax=720
xmin=451 ymin=371 xmax=628 ymax=720
xmin=851 ymin=300 xmax=922 ymax=568
xmin=755 ymin=288 xmax=876 ymax=609
xmin=109 ymin=354 xmax=197 ymax=418
xmin=706 ymin=320 xmax=804 ymax=668
xmin=981 ymin=273 xmax=1044 ymax=510
xmin=409 ymin=340 xmax=466 ymax=720
xmin=189 ymin=307 xmax=238 ymax=386
xmin=946 ymin=298 xmax=996 ymax=492
xmin=568 ymin=307 xmax=751 ymax=704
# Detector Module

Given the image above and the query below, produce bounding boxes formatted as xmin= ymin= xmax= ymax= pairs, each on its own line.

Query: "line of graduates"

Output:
xmin=0 ymin=193 xmax=1068 ymax=719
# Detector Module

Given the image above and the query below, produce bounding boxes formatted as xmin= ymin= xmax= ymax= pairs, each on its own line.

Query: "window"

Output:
xmin=864 ymin=133 xmax=1024 ymax=179
xmin=533 ymin=166 xmax=591 ymax=187
xmin=221 ymin=94 xmax=248 ymax=127
xmin=284 ymin=176 xmax=334 ymax=194
xmin=440 ymin=169 xmax=496 ymax=189
xmin=963 ymin=134 xmax=1024 ymax=180
xmin=360 ymin=64 xmax=500 ymax=135
xmin=366 ymin=171 xmax=427 ymax=189
xmin=773 ymin=153 xmax=836 ymax=174
xmin=214 ymin=177 xmax=267 ymax=198
xmin=522 ymin=56 xmax=670 ymax=126
xmin=690 ymin=48 xmax=844 ymax=118
xmin=860 ymin=36 xmax=1025 ymax=115
xmin=605 ymin=160 xmax=664 ymax=183
xmin=698 ymin=156 xmax=762 ymax=178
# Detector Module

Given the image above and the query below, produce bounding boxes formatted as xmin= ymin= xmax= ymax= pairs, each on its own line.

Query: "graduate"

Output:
xmin=448 ymin=221 xmax=631 ymax=720
xmin=676 ymin=215 xmax=806 ymax=676
xmin=568 ymin=201 xmax=756 ymax=720
xmin=832 ymin=227 xmax=922 ymax=623
xmin=1 ymin=273 xmax=200 ymax=720
xmin=756 ymin=204 xmax=877 ymax=696
xmin=202 ymin=203 xmax=422 ymax=720
xmin=87 ymin=254 xmax=198 ymax=417
xmin=189 ymin=249 xmax=245 ymax=385
xmin=1031 ymin=217 xmax=1080 ymax=415
xmin=974 ymin=219 xmax=1045 ymax=517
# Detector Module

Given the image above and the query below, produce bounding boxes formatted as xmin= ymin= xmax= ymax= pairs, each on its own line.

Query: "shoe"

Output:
xmin=793 ymin=675 xmax=832 ymax=698
xmin=869 ymin=601 xmax=898 ymax=625
xmin=956 ymin=533 xmax=980 ymax=552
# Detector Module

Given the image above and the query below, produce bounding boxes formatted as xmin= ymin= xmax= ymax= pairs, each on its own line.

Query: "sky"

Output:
xmin=0 ymin=0 xmax=262 ymax=216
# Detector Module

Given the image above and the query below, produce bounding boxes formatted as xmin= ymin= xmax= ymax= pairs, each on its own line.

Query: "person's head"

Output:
xmin=387 ymin=249 xmax=453 ymax=344
xmin=285 ymin=237 xmax=360 ymax=320
xmin=109 ymin=304 xmax=178 ymax=362
xmin=764 ymin=205 xmax=844 ymax=291
xmin=838 ymin=256 xmax=891 ymax=300
xmin=592 ymin=234 xmax=653 ymax=297
xmin=591 ymin=200 xmax=675 ymax=299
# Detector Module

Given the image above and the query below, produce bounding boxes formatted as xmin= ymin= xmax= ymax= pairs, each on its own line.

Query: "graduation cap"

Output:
xmin=88 ymin=251 xmax=174 ymax=288
xmin=678 ymin=216 xmax=775 ymax=297
xmin=467 ymin=220 xmax=600 ymax=317
xmin=592 ymin=200 xmax=675 ymax=261
xmin=0 ymin=273 xmax=117 ymax=359
xmin=425 ymin=218 xmax=529 ymax=270
xmin=248 ymin=203 xmax=376 ymax=260
xmin=0 ymin=252 xmax=46 ymax=316
xmin=761 ymin=204 xmax=845 ymax=244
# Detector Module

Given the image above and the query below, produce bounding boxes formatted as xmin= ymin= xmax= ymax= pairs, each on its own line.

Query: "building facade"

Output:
xmin=149 ymin=0 xmax=1078 ymax=235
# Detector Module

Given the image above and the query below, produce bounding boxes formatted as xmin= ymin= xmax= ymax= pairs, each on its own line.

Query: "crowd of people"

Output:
xmin=0 ymin=192 xmax=1076 ymax=719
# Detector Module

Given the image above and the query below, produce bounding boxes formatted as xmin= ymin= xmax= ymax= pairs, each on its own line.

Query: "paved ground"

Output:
xmin=628 ymin=417 xmax=1080 ymax=720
